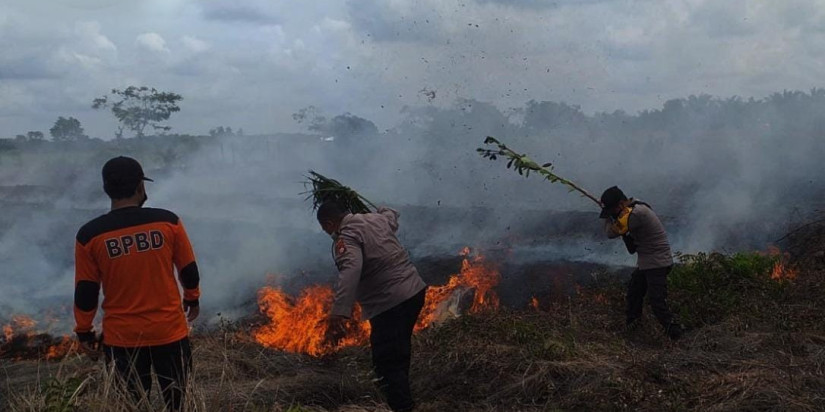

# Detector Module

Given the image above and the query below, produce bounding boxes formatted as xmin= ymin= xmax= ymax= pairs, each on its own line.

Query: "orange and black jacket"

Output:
xmin=74 ymin=206 xmax=200 ymax=347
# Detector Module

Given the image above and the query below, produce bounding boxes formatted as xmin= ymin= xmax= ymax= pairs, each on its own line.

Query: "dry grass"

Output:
xmin=1 ymin=329 xmax=387 ymax=412
xmin=3 ymin=257 xmax=825 ymax=411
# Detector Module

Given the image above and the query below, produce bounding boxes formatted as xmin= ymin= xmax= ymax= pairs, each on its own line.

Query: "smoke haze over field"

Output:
xmin=2 ymin=91 xmax=825 ymax=328
xmin=1 ymin=0 xmax=825 ymax=330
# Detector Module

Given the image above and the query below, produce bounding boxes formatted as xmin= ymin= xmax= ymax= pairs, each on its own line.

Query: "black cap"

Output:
xmin=102 ymin=156 xmax=152 ymax=197
xmin=599 ymin=186 xmax=627 ymax=218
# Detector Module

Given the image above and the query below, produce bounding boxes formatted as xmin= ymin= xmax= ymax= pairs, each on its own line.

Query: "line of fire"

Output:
xmin=0 ymin=244 xmax=800 ymax=361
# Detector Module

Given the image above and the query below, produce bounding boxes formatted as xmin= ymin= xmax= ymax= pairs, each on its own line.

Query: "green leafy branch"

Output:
xmin=304 ymin=171 xmax=376 ymax=214
xmin=477 ymin=136 xmax=602 ymax=207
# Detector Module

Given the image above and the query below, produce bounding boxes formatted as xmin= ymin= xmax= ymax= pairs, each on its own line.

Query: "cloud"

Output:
xmin=0 ymin=56 xmax=64 ymax=80
xmin=689 ymin=2 xmax=755 ymax=38
xmin=42 ymin=21 xmax=119 ymax=72
xmin=474 ymin=0 xmax=617 ymax=10
xmin=201 ymin=3 xmax=280 ymax=25
xmin=136 ymin=32 xmax=170 ymax=53
xmin=56 ymin=48 xmax=104 ymax=69
xmin=345 ymin=0 xmax=446 ymax=44
xmin=75 ymin=21 xmax=117 ymax=52
xmin=319 ymin=17 xmax=350 ymax=33
xmin=182 ymin=35 xmax=210 ymax=53
xmin=1 ymin=0 xmax=825 ymax=139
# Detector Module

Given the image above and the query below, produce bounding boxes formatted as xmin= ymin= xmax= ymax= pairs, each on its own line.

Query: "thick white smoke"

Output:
xmin=1 ymin=91 xmax=824 ymax=332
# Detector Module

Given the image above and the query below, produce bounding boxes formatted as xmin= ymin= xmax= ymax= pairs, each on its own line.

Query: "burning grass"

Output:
xmin=254 ymin=285 xmax=371 ymax=357
xmin=253 ymin=247 xmax=501 ymax=356
xmin=1 ymin=315 xmax=76 ymax=361
xmin=3 ymin=247 xmax=825 ymax=410
xmin=415 ymin=247 xmax=500 ymax=330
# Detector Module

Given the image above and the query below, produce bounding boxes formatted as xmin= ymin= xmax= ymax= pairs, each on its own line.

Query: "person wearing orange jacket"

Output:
xmin=74 ymin=156 xmax=200 ymax=411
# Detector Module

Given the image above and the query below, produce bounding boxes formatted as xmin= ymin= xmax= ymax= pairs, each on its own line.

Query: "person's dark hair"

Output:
xmin=316 ymin=201 xmax=350 ymax=223
xmin=104 ymin=180 xmax=140 ymax=200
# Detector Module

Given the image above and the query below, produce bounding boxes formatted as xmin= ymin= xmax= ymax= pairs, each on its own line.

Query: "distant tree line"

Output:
xmin=5 ymin=87 xmax=825 ymax=164
xmin=209 ymin=126 xmax=244 ymax=138
xmin=293 ymin=105 xmax=379 ymax=144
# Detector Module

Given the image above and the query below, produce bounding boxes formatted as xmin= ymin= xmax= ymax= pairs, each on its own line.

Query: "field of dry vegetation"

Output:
xmin=2 ymin=220 xmax=825 ymax=411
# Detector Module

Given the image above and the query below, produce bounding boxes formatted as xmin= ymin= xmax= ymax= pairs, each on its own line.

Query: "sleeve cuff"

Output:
xmin=183 ymin=299 xmax=199 ymax=307
xmin=331 ymin=303 xmax=353 ymax=318
xmin=76 ymin=331 xmax=96 ymax=343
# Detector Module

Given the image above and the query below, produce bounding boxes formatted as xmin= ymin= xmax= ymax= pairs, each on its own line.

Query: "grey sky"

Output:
xmin=1 ymin=0 xmax=824 ymax=138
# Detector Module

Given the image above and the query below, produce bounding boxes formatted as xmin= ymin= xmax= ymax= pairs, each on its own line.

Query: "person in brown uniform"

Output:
xmin=600 ymin=186 xmax=683 ymax=340
xmin=74 ymin=156 xmax=201 ymax=411
xmin=317 ymin=201 xmax=427 ymax=412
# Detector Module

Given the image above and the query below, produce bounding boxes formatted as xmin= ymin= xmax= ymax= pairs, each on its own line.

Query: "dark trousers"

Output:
xmin=369 ymin=288 xmax=426 ymax=412
xmin=627 ymin=266 xmax=675 ymax=328
xmin=104 ymin=337 xmax=192 ymax=411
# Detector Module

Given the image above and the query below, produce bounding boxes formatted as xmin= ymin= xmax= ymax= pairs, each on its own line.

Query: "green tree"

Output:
xmin=0 ymin=139 xmax=15 ymax=151
xmin=26 ymin=131 xmax=44 ymax=141
xmin=92 ymin=86 xmax=182 ymax=138
xmin=293 ymin=106 xmax=378 ymax=142
xmin=209 ymin=126 xmax=235 ymax=137
xmin=49 ymin=116 xmax=87 ymax=142
xmin=292 ymin=105 xmax=326 ymax=131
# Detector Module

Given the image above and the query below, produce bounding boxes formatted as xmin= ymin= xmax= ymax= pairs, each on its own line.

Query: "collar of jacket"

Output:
xmin=340 ymin=213 xmax=355 ymax=229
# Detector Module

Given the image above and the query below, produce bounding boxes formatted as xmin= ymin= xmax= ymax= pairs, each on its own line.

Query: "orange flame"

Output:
xmin=530 ymin=297 xmax=540 ymax=311
xmin=574 ymin=285 xmax=608 ymax=304
xmin=11 ymin=315 xmax=36 ymax=330
xmin=3 ymin=315 xmax=36 ymax=340
xmin=415 ymin=248 xmax=501 ymax=331
xmin=254 ymin=247 xmax=502 ymax=356
xmin=44 ymin=336 xmax=74 ymax=360
xmin=771 ymin=261 xmax=798 ymax=281
xmin=253 ymin=285 xmax=370 ymax=357
xmin=764 ymin=246 xmax=797 ymax=282
xmin=1 ymin=315 xmax=75 ymax=360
